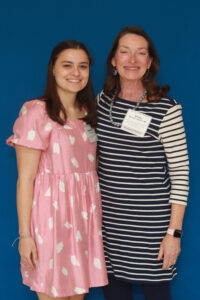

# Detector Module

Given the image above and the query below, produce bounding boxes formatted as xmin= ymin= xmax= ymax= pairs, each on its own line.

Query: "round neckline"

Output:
xmin=116 ymin=96 xmax=154 ymax=106
xmin=66 ymin=119 xmax=85 ymax=124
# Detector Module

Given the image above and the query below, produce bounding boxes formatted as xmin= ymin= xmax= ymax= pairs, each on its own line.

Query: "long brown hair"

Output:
xmin=42 ymin=40 xmax=96 ymax=127
xmin=104 ymin=26 xmax=169 ymax=101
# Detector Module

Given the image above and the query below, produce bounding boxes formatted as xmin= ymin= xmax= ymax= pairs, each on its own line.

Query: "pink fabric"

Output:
xmin=7 ymin=100 xmax=108 ymax=297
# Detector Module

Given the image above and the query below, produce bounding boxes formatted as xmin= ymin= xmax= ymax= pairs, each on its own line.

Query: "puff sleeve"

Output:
xmin=7 ymin=100 xmax=51 ymax=150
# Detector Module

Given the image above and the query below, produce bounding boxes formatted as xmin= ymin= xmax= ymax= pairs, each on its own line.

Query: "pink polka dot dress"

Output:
xmin=7 ymin=100 xmax=108 ymax=297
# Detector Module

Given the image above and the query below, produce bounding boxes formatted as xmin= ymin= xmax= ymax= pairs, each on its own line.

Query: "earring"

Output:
xmin=112 ymin=67 xmax=118 ymax=76
xmin=144 ymin=68 xmax=150 ymax=79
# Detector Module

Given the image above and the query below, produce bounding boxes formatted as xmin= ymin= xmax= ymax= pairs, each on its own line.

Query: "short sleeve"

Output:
xmin=6 ymin=100 xmax=51 ymax=150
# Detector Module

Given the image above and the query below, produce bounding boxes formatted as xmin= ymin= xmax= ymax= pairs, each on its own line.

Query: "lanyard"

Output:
xmin=109 ymin=89 xmax=147 ymax=128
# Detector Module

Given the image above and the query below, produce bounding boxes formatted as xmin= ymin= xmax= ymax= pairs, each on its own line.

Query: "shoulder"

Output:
xmin=152 ymin=97 xmax=182 ymax=117
xmin=97 ymin=90 xmax=112 ymax=105
xmin=19 ymin=99 xmax=46 ymax=118
xmin=158 ymin=97 xmax=181 ymax=108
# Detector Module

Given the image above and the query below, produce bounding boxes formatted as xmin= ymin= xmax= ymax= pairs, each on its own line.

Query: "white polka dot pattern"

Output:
xmin=71 ymin=255 xmax=80 ymax=266
xmin=51 ymin=286 xmax=58 ymax=297
xmin=56 ymin=242 xmax=64 ymax=254
xmin=94 ymin=258 xmax=102 ymax=269
xmin=45 ymin=122 xmax=52 ymax=131
xmin=81 ymin=211 xmax=88 ymax=220
xmin=7 ymin=100 xmax=108 ymax=297
xmin=27 ymin=130 xmax=36 ymax=141
xmin=49 ymin=217 xmax=53 ymax=230
xmin=74 ymin=287 xmax=86 ymax=294
xmin=71 ymin=157 xmax=79 ymax=168
xmin=76 ymin=231 xmax=82 ymax=242
xmin=88 ymin=153 xmax=94 ymax=162
xmin=21 ymin=106 xmax=27 ymax=115
xmin=59 ymin=181 xmax=65 ymax=192
xmin=62 ymin=267 xmax=68 ymax=276
xmin=69 ymin=135 xmax=75 ymax=144
xmin=49 ymin=259 xmax=53 ymax=269
xmin=45 ymin=187 xmax=51 ymax=197
xmin=53 ymin=201 xmax=58 ymax=210
xmin=64 ymin=221 xmax=73 ymax=229
xmin=53 ymin=143 xmax=60 ymax=154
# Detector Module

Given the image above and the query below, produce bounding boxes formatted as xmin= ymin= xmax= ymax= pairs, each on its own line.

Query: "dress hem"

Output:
xmin=106 ymin=272 xmax=177 ymax=284
xmin=22 ymin=280 xmax=108 ymax=298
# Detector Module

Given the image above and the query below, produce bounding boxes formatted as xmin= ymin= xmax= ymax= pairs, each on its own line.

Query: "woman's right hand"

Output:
xmin=18 ymin=237 xmax=38 ymax=269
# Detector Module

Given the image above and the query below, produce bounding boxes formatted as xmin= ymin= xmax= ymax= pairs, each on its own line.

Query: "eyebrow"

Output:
xmin=119 ymin=46 xmax=148 ymax=50
xmin=61 ymin=60 xmax=89 ymax=64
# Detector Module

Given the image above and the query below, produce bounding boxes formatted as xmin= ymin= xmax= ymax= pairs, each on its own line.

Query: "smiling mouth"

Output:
xmin=124 ymin=67 xmax=138 ymax=70
xmin=67 ymin=79 xmax=81 ymax=83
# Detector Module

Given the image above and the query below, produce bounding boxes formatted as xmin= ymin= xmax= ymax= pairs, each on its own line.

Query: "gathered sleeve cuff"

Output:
xmin=7 ymin=100 xmax=52 ymax=151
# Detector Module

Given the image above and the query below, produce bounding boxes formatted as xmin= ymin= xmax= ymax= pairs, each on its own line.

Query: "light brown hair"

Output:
xmin=104 ymin=26 xmax=169 ymax=101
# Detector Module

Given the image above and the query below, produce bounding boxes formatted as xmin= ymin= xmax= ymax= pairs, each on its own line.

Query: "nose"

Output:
xmin=72 ymin=66 xmax=80 ymax=76
xmin=129 ymin=52 xmax=136 ymax=63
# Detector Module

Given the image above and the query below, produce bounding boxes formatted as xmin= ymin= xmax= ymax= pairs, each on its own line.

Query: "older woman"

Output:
xmin=96 ymin=26 xmax=189 ymax=300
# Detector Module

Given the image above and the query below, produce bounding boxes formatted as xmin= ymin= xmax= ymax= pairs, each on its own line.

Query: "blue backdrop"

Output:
xmin=1 ymin=0 xmax=199 ymax=299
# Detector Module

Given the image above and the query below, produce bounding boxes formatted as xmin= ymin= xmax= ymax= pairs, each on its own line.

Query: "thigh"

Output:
xmin=102 ymin=276 xmax=133 ymax=300
xmin=142 ymin=282 xmax=172 ymax=300
xmin=69 ymin=294 xmax=85 ymax=300
xmin=37 ymin=292 xmax=85 ymax=300
xmin=37 ymin=292 xmax=70 ymax=300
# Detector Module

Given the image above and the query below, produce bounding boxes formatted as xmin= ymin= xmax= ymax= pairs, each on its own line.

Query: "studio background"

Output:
xmin=1 ymin=0 xmax=199 ymax=299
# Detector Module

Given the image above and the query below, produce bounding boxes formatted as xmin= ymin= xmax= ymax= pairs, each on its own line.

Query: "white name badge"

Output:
xmin=84 ymin=124 xmax=98 ymax=143
xmin=121 ymin=109 xmax=152 ymax=137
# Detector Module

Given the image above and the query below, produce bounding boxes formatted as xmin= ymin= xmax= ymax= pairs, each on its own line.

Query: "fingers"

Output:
xmin=162 ymin=248 xmax=181 ymax=270
xmin=19 ymin=238 xmax=38 ymax=270
xmin=32 ymin=246 xmax=38 ymax=265
xmin=162 ymin=254 xmax=177 ymax=270
xmin=158 ymin=235 xmax=181 ymax=270
xmin=21 ymin=254 xmax=35 ymax=269
xmin=157 ymin=243 xmax=164 ymax=261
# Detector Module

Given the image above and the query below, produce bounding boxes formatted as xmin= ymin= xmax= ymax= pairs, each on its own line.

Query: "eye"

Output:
xmin=63 ymin=64 xmax=72 ymax=68
xmin=80 ymin=65 xmax=88 ymax=69
xmin=120 ymin=50 xmax=128 ymax=54
xmin=137 ymin=51 xmax=148 ymax=56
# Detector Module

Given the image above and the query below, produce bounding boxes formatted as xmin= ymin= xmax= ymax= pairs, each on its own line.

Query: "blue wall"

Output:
xmin=1 ymin=0 xmax=199 ymax=299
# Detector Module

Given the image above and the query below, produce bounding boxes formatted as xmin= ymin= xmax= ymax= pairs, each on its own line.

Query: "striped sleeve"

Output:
xmin=96 ymin=91 xmax=103 ymax=105
xmin=158 ymin=104 xmax=189 ymax=205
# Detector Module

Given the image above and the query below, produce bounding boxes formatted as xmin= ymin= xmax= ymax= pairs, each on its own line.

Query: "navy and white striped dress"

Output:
xmin=96 ymin=91 xmax=189 ymax=283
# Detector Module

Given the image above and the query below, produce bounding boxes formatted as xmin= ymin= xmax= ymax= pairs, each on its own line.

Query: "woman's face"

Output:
xmin=112 ymin=33 xmax=152 ymax=84
xmin=53 ymin=48 xmax=90 ymax=96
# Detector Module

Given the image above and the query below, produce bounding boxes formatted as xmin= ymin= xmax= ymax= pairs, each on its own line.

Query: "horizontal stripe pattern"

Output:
xmin=96 ymin=91 xmax=189 ymax=283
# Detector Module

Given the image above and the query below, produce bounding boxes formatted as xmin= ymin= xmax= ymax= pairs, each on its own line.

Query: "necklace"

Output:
xmin=109 ymin=89 xmax=147 ymax=128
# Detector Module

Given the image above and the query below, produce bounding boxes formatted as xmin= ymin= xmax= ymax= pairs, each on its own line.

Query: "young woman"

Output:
xmin=7 ymin=40 xmax=108 ymax=300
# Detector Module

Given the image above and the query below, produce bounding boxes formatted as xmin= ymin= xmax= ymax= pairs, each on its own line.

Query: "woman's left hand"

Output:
xmin=157 ymin=234 xmax=181 ymax=270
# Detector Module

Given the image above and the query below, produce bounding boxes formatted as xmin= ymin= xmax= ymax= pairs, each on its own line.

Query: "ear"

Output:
xmin=111 ymin=57 xmax=116 ymax=67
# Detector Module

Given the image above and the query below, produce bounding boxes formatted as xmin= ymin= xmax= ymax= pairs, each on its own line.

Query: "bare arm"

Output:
xmin=157 ymin=204 xmax=185 ymax=270
xmin=15 ymin=145 xmax=41 ymax=269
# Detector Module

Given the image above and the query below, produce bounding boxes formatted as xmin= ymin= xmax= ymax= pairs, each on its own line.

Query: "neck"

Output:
xmin=118 ymin=80 xmax=147 ymax=102
xmin=57 ymin=88 xmax=84 ymax=120
xmin=57 ymin=88 xmax=77 ymax=111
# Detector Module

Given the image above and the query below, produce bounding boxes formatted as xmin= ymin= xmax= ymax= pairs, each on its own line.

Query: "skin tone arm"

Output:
xmin=15 ymin=145 xmax=41 ymax=269
xmin=16 ymin=148 xmax=86 ymax=300
xmin=157 ymin=203 xmax=186 ymax=270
